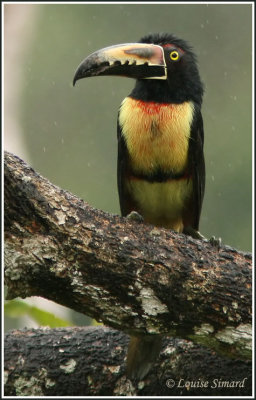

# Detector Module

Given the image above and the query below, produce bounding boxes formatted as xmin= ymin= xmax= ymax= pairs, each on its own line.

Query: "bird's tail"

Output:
xmin=126 ymin=335 xmax=162 ymax=380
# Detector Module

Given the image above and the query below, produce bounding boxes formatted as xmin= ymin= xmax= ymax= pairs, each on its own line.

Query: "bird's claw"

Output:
xmin=209 ymin=236 xmax=222 ymax=249
xmin=126 ymin=211 xmax=144 ymax=223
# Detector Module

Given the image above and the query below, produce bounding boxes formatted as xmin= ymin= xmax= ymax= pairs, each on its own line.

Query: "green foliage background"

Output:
xmin=5 ymin=300 xmax=74 ymax=328
xmin=20 ymin=3 xmax=252 ymax=250
xmin=5 ymin=3 xmax=252 ymax=329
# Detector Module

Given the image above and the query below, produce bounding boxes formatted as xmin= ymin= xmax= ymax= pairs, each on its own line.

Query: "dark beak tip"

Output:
xmin=73 ymin=69 xmax=80 ymax=87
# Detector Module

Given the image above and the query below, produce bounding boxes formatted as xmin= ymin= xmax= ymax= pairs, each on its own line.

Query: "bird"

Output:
xmin=73 ymin=32 xmax=205 ymax=380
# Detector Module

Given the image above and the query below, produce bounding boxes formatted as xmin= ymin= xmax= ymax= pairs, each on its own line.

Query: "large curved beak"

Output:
xmin=73 ymin=43 xmax=167 ymax=86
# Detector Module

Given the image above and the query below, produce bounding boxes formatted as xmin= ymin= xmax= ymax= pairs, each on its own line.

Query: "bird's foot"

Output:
xmin=183 ymin=228 xmax=222 ymax=249
xmin=183 ymin=227 xmax=206 ymax=240
xmin=126 ymin=211 xmax=144 ymax=223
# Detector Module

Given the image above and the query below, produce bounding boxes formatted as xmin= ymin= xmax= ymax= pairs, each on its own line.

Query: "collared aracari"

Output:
xmin=73 ymin=33 xmax=205 ymax=380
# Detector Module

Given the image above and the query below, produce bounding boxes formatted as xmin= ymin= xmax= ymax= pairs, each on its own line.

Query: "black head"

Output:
xmin=133 ymin=33 xmax=204 ymax=105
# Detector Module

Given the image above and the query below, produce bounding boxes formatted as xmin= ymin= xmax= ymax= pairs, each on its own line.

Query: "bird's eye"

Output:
xmin=170 ymin=51 xmax=179 ymax=61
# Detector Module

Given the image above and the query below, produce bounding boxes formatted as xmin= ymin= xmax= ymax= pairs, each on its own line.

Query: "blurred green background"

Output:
xmin=4 ymin=3 xmax=252 ymax=330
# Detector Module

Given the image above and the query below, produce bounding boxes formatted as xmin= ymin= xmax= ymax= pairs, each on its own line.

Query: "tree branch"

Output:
xmin=4 ymin=151 xmax=252 ymax=360
xmin=4 ymin=327 xmax=252 ymax=396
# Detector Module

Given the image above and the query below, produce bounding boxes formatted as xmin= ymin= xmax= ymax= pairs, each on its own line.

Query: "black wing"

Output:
xmin=187 ymin=105 xmax=205 ymax=230
xmin=117 ymin=113 xmax=135 ymax=217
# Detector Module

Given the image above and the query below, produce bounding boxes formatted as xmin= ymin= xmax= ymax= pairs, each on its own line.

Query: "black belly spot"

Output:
xmin=129 ymin=168 xmax=191 ymax=182
xmin=150 ymin=120 xmax=161 ymax=138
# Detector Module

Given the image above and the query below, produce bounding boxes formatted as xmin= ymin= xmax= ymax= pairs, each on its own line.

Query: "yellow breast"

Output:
xmin=126 ymin=177 xmax=193 ymax=232
xmin=119 ymin=97 xmax=194 ymax=175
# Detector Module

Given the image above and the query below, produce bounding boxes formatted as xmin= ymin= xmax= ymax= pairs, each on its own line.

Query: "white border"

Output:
xmin=1 ymin=1 xmax=254 ymax=399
